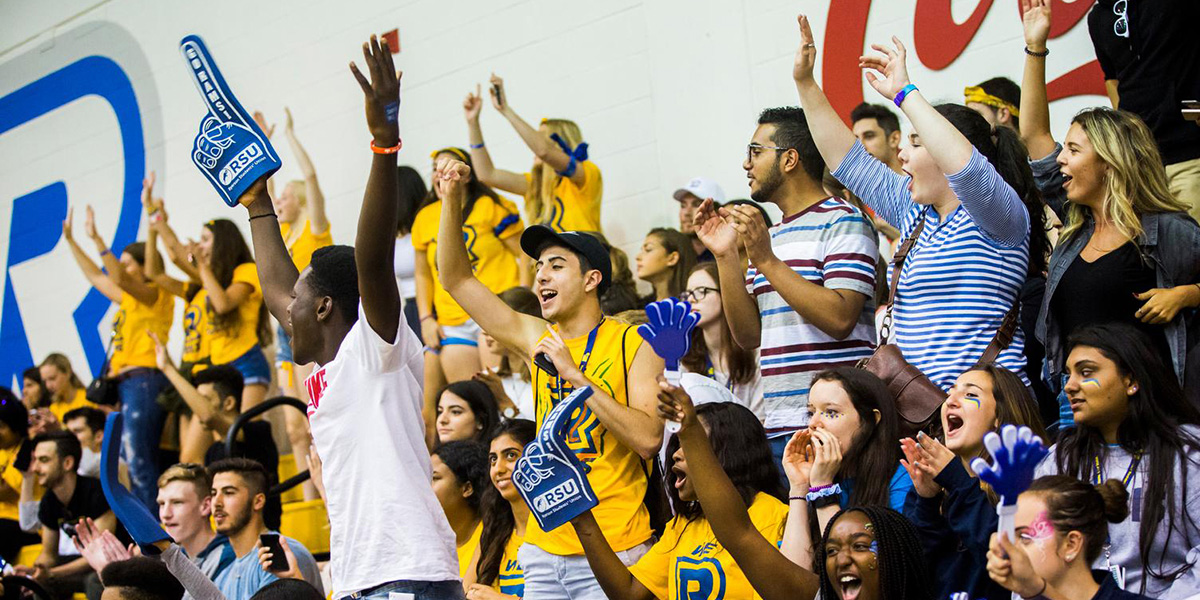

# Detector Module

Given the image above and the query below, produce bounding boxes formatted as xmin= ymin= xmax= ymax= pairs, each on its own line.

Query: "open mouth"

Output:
xmin=1061 ymin=173 xmax=1073 ymax=189
xmin=945 ymin=413 xmax=964 ymax=436
xmin=837 ymin=574 xmax=862 ymax=600
xmin=539 ymin=289 xmax=558 ymax=304
xmin=672 ymin=466 xmax=688 ymax=489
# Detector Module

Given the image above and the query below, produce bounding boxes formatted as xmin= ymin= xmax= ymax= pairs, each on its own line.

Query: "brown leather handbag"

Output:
xmin=859 ymin=214 xmax=1019 ymax=440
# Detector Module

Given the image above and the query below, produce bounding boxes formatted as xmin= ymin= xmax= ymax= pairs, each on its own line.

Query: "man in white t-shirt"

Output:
xmin=237 ymin=36 xmax=461 ymax=600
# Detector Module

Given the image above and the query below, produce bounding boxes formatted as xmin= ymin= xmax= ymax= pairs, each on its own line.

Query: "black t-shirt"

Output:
xmin=38 ymin=475 xmax=130 ymax=543
xmin=1088 ymin=0 xmax=1200 ymax=165
xmin=205 ymin=420 xmax=281 ymax=529
xmin=1051 ymin=242 xmax=1172 ymax=362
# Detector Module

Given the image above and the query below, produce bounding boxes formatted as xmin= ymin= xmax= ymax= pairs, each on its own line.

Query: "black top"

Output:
xmin=1051 ymin=242 xmax=1171 ymax=363
xmin=205 ymin=420 xmax=281 ymax=529
xmin=38 ymin=475 xmax=130 ymax=543
xmin=1090 ymin=569 xmax=1153 ymax=600
xmin=1087 ymin=0 xmax=1200 ymax=165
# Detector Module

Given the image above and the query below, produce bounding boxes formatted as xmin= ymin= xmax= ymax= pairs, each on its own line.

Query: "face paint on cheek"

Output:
xmin=1082 ymin=378 xmax=1101 ymax=389
xmin=1021 ymin=511 xmax=1056 ymax=564
xmin=963 ymin=396 xmax=982 ymax=410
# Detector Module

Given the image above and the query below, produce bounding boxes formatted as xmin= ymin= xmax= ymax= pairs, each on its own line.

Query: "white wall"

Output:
xmin=0 ymin=0 xmax=1106 ymax=386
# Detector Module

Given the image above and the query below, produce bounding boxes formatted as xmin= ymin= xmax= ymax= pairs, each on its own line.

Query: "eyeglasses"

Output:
xmin=681 ymin=286 xmax=719 ymax=303
xmin=746 ymin=143 xmax=790 ymax=162
xmin=1113 ymin=0 xmax=1128 ymax=38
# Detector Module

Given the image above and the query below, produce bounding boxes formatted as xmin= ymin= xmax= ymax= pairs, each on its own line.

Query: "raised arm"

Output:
xmin=491 ymin=74 xmax=587 ymax=188
xmin=694 ymin=200 xmax=761 ymax=350
xmin=349 ymin=35 xmax=403 ymax=342
xmin=83 ymin=205 xmax=158 ymax=306
xmin=434 ymin=156 xmax=544 ymax=354
xmin=240 ymin=182 xmax=297 ymax=328
xmin=660 ymin=383 xmax=821 ymax=600
xmin=792 ymin=15 xmax=859 ymax=173
xmin=62 ymin=207 xmax=122 ymax=303
xmin=150 ymin=208 xmax=201 ymax=282
xmin=570 ymin=511 xmax=655 ymax=600
xmin=152 ymin=333 xmax=232 ymax=435
xmin=465 ymin=84 xmax=529 ymax=195
xmin=1019 ymin=0 xmax=1056 ymax=159
xmin=283 ymin=107 xmax=329 ymax=235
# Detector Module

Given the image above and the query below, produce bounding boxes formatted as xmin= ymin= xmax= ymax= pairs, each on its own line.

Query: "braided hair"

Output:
xmin=816 ymin=506 xmax=934 ymax=600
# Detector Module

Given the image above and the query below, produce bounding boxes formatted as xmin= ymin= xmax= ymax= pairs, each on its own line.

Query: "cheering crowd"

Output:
xmin=3 ymin=1 xmax=1200 ymax=599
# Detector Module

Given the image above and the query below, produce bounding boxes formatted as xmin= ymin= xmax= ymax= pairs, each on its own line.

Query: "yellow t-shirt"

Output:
xmin=527 ymin=318 xmax=651 ymax=555
xmin=411 ymin=195 xmax=524 ymax=326
xmin=110 ymin=288 xmax=175 ymax=373
xmin=458 ymin=520 xmax=484 ymax=579
xmin=629 ymin=493 xmax=789 ymax=600
xmin=181 ymin=288 xmax=211 ymax=364
xmin=280 ymin=219 xmax=333 ymax=272
xmin=207 ymin=263 xmax=263 ymax=365
xmin=523 ymin=160 xmax=602 ymax=233
xmin=0 ymin=443 xmax=25 ymax=521
xmin=49 ymin=388 xmax=95 ymax=422
xmin=493 ymin=528 xmax=525 ymax=596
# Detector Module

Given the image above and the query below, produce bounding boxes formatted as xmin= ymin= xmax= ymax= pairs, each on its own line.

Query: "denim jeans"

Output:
xmin=342 ymin=579 xmax=464 ymax=600
xmin=118 ymin=368 xmax=168 ymax=515
xmin=518 ymin=541 xmax=651 ymax=600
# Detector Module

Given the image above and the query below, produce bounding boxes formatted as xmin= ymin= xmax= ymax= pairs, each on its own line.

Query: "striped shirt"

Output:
xmin=746 ymin=197 xmax=878 ymax=433
xmin=832 ymin=142 xmax=1031 ymax=390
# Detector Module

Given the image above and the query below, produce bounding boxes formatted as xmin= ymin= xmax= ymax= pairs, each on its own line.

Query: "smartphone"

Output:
xmin=492 ymin=83 xmax=504 ymax=108
xmin=1184 ymin=100 xmax=1200 ymax=123
xmin=260 ymin=533 xmax=289 ymax=572
xmin=61 ymin=520 xmax=78 ymax=540
xmin=533 ymin=352 xmax=558 ymax=377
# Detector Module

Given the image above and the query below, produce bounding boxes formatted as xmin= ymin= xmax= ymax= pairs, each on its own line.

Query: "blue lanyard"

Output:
xmin=554 ymin=320 xmax=603 ymax=404
xmin=703 ymin=357 xmax=735 ymax=391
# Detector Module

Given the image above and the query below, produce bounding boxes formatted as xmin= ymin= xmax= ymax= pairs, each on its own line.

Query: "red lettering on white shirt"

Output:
xmin=305 ymin=367 xmax=327 ymax=417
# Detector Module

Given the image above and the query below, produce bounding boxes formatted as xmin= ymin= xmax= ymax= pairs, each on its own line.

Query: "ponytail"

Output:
xmin=1027 ymin=475 xmax=1131 ymax=564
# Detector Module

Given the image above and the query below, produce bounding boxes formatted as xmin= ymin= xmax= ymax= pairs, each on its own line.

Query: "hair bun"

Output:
xmin=1096 ymin=479 xmax=1131 ymax=523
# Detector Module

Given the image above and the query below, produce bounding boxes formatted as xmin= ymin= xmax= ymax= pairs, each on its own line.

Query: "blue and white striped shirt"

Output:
xmin=832 ymin=142 xmax=1031 ymax=389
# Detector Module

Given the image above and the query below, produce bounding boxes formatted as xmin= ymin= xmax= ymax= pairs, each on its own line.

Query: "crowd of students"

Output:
xmin=2 ymin=3 xmax=1200 ymax=599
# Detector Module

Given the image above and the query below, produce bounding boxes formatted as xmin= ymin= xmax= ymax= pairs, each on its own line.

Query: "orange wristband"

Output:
xmin=370 ymin=139 xmax=402 ymax=154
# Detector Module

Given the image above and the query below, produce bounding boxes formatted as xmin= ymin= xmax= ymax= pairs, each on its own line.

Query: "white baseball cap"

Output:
xmin=673 ymin=177 xmax=726 ymax=204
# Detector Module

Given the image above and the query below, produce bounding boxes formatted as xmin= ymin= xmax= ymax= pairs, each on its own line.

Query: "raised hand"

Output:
xmin=1021 ymin=0 xmax=1052 ymax=52
xmin=859 ymin=37 xmax=914 ymax=101
xmin=253 ymin=110 xmax=276 ymax=138
xmin=433 ymin=153 xmax=472 ymax=201
xmin=258 ymin=538 xmax=302 ymax=580
xmin=63 ymin=206 xmax=75 ymax=241
xmin=724 ymin=204 xmax=774 ymax=266
xmin=148 ymin=331 xmax=174 ymax=373
xmin=141 ymin=172 xmax=157 ymax=214
xmin=986 ymin=532 xmax=1046 ymax=598
xmin=284 ymin=107 xmax=295 ymax=134
xmin=782 ymin=429 xmax=814 ymax=494
xmin=656 ymin=379 xmax=701 ymax=434
xmin=73 ymin=517 xmax=132 ymax=576
xmin=349 ymin=34 xmax=401 ymax=147
xmin=488 ymin=73 xmax=507 ymax=111
xmin=85 ymin=205 xmax=102 ymax=242
xmin=900 ymin=437 xmax=943 ymax=498
xmin=807 ymin=429 xmax=843 ymax=487
xmin=464 ymin=83 xmax=484 ymax=122
xmin=793 ymin=14 xmax=818 ymax=84
xmin=693 ymin=199 xmax=739 ymax=258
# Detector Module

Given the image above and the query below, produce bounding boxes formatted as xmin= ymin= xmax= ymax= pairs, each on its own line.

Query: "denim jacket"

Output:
xmin=1033 ymin=145 xmax=1200 ymax=383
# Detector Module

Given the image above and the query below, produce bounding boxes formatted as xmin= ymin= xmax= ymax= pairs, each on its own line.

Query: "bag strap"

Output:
xmin=978 ymin=302 xmax=1021 ymax=366
xmin=881 ymin=212 xmax=927 ymax=342
xmin=97 ymin=332 xmax=117 ymax=378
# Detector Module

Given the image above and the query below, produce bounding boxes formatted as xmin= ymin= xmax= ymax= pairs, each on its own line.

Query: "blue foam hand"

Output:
xmin=971 ymin=425 xmax=1049 ymax=506
xmin=100 ymin=412 xmax=172 ymax=553
xmin=637 ymin=298 xmax=700 ymax=370
xmin=513 ymin=386 xmax=598 ymax=532
xmin=179 ymin=35 xmax=281 ymax=207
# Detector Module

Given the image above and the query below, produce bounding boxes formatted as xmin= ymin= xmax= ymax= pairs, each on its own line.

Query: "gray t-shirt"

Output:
xmin=1037 ymin=426 xmax=1200 ymax=598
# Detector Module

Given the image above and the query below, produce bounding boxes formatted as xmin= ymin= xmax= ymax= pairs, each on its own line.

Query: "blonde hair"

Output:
xmin=526 ymin=118 xmax=584 ymax=225
xmin=157 ymin=463 xmax=212 ymax=499
xmin=286 ymin=179 xmax=308 ymax=209
xmin=1060 ymin=108 xmax=1189 ymax=241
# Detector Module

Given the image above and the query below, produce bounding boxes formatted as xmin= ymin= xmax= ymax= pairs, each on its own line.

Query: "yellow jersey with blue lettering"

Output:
xmin=110 ymin=288 xmax=175 ymax=373
xmin=207 ymin=263 xmax=263 ymax=364
xmin=493 ymin=529 xmax=525 ymax=596
xmin=280 ymin=219 xmax=333 ymax=272
xmin=527 ymin=318 xmax=651 ymax=555
xmin=523 ymin=161 xmax=602 ymax=233
xmin=458 ymin=520 xmax=484 ymax=578
xmin=628 ymin=493 xmax=788 ymax=600
xmin=181 ymin=288 xmax=210 ymax=364
xmin=411 ymin=195 xmax=524 ymax=326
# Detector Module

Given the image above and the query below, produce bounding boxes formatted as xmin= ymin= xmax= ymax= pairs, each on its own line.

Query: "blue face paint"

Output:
xmin=869 ymin=540 xmax=878 ymax=556
xmin=1082 ymin=378 xmax=1101 ymax=389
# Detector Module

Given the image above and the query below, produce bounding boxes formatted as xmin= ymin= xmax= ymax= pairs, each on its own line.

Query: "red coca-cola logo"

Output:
xmin=821 ymin=0 xmax=1105 ymax=120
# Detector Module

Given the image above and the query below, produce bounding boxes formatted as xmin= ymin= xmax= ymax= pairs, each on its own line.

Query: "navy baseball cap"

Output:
xmin=520 ymin=226 xmax=612 ymax=295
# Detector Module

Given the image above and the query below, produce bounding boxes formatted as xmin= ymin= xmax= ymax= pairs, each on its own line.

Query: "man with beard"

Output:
xmin=693 ymin=106 xmax=878 ymax=474
xmin=156 ymin=464 xmax=235 ymax=582
xmin=208 ymin=458 xmax=320 ymax=599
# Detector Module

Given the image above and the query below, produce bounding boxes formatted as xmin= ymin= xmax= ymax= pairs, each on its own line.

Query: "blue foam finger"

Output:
xmin=639 ymin=298 xmax=697 ymax=370
xmin=513 ymin=386 xmax=598 ymax=532
xmin=179 ymin=35 xmax=281 ymax=207
xmin=100 ymin=413 xmax=172 ymax=553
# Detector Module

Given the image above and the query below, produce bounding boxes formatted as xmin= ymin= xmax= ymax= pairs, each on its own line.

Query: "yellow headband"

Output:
xmin=429 ymin=147 xmax=469 ymax=162
xmin=963 ymin=86 xmax=1020 ymax=117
